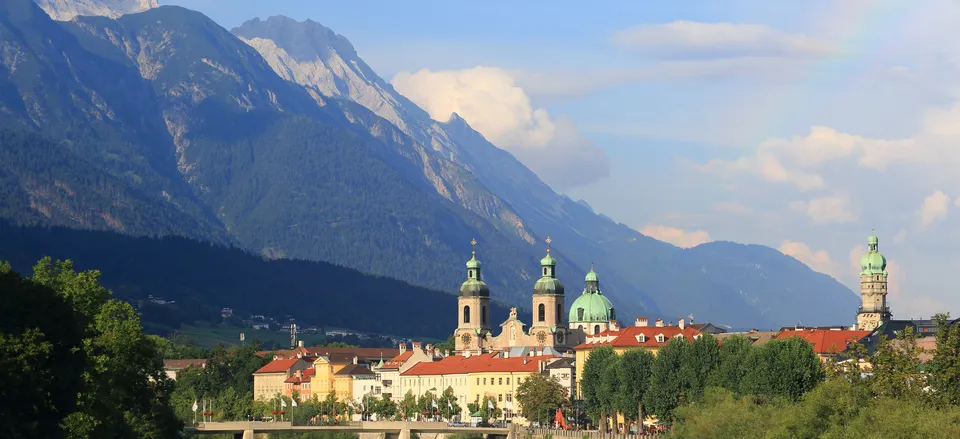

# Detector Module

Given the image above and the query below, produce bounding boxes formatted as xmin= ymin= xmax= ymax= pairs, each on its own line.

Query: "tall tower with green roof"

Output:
xmin=530 ymin=237 xmax=567 ymax=346
xmin=856 ymin=231 xmax=892 ymax=330
xmin=454 ymin=239 xmax=491 ymax=353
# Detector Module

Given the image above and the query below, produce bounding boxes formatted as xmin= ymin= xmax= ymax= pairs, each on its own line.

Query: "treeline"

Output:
xmin=0 ymin=221 xmax=515 ymax=339
xmin=0 ymin=258 xmax=181 ymax=438
xmin=580 ymin=334 xmax=825 ymax=433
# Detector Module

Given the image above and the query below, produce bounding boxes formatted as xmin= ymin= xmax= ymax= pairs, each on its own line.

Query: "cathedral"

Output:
xmin=454 ymin=238 xmax=618 ymax=354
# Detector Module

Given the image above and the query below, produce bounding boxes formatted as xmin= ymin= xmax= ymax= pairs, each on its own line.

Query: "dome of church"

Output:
xmin=533 ymin=276 xmax=564 ymax=295
xmin=860 ymin=232 xmax=887 ymax=275
xmin=460 ymin=278 xmax=489 ymax=297
xmin=568 ymin=290 xmax=615 ymax=323
xmin=466 ymin=256 xmax=481 ymax=269
xmin=540 ymin=253 xmax=557 ymax=266
xmin=585 ymin=269 xmax=599 ymax=283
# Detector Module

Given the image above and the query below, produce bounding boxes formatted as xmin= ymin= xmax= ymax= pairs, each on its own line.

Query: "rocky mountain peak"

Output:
xmin=33 ymin=0 xmax=157 ymax=21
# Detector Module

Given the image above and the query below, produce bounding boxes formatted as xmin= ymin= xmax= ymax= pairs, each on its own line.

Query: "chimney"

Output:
xmin=399 ymin=342 xmax=407 ymax=354
xmin=523 ymin=358 xmax=528 ymax=365
xmin=610 ymin=320 xmax=619 ymax=331
xmin=655 ymin=319 xmax=664 ymax=327
xmin=434 ymin=348 xmax=440 ymax=357
xmin=298 ymin=340 xmax=304 ymax=348
xmin=295 ymin=369 xmax=302 ymax=378
xmin=353 ymin=356 xmax=358 ymax=365
xmin=635 ymin=317 xmax=648 ymax=327
xmin=426 ymin=343 xmax=433 ymax=352
xmin=412 ymin=341 xmax=422 ymax=351
xmin=503 ymin=350 xmax=510 ymax=359
xmin=679 ymin=318 xmax=685 ymax=330
xmin=464 ymin=350 xmax=472 ymax=358
xmin=444 ymin=349 xmax=450 ymax=357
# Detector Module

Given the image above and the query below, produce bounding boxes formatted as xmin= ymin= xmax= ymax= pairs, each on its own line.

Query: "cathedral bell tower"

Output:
xmin=856 ymin=231 xmax=892 ymax=331
xmin=454 ymin=239 xmax=491 ymax=353
xmin=531 ymin=237 xmax=567 ymax=347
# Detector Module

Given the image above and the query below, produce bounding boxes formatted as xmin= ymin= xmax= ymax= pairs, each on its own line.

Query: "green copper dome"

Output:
xmin=466 ymin=256 xmax=481 ymax=269
xmin=541 ymin=254 xmax=557 ymax=266
xmin=569 ymin=268 xmax=615 ymax=323
xmin=461 ymin=246 xmax=489 ymax=297
xmin=533 ymin=276 xmax=564 ymax=295
xmin=860 ymin=232 xmax=887 ymax=276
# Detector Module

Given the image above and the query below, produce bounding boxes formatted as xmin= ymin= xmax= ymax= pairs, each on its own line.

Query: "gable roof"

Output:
xmin=573 ymin=325 xmax=701 ymax=350
xmin=254 ymin=358 xmax=302 ymax=374
xmin=335 ymin=364 xmax=375 ymax=376
xmin=401 ymin=353 xmax=557 ymax=376
xmin=284 ymin=368 xmax=317 ymax=383
xmin=163 ymin=359 xmax=207 ymax=370
xmin=378 ymin=351 xmax=414 ymax=370
xmin=776 ymin=329 xmax=870 ymax=354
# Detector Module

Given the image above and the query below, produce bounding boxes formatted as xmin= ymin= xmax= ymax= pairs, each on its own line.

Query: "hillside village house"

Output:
xmin=162 ymin=359 xmax=206 ymax=380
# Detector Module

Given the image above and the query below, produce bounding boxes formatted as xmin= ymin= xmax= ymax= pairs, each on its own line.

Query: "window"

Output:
xmin=506 ymin=393 xmax=513 ymax=402
xmin=499 ymin=378 xmax=503 ymax=385
xmin=482 ymin=306 xmax=487 ymax=325
xmin=557 ymin=304 xmax=563 ymax=324
xmin=538 ymin=304 xmax=546 ymax=322
xmin=483 ymin=378 xmax=487 ymax=385
xmin=543 ymin=267 xmax=548 ymax=276
xmin=594 ymin=325 xmax=601 ymax=334
xmin=578 ymin=308 xmax=584 ymax=321
xmin=610 ymin=308 xmax=616 ymax=320
xmin=463 ymin=306 xmax=471 ymax=324
xmin=477 ymin=378 xmax=480 ymax=385
xmin=655 ymin=334 xmax=665 ymax=343
xmin=638 ymin=334 xmax=646 ymax=343
xmin=506 ymin=378 xmax=510 ymax=385
xmin=499 ymin=394 xmax=503 ymax=402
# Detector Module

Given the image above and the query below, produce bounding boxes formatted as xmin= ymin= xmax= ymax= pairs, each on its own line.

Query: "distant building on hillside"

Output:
xmin=162 ymin=359 xmax=206 ymax=380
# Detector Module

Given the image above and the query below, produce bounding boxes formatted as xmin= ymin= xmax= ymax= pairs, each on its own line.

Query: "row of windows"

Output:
xmin=476 ymin=377 xmax=524 ymax=386
xmin=474 ymin=392 xmax=513 ymax=403
xmin=536 ymin=303 xmax=565 ymax=323
xmin=463 ymin=305 xmax=488 ymax=325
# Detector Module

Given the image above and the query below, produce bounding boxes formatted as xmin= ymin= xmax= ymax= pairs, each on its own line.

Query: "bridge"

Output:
xmin=187 ymin=421 xmax=516 ymax=439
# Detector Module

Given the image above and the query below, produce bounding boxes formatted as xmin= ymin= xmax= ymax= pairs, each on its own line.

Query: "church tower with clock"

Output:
xmin=856 ymin=231 xmax=892 ymax=331
xmin=454 ymin=240 xmax=492 ymax=353
xmin=530 ymin=237 xmax=568 ymax=347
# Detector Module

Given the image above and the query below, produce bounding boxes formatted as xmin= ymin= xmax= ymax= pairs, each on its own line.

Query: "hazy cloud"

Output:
xmin=391 ymin=67 xmax=609 ymax=189
xmin=789 ymin=196 xmax=858 ymax=224
xmin=611 ymin=21 xmax=835 ymax=59
xmin=639 ymin=224 xmax=712 ymax=248
xmin=779 ymin=241 xmax=838 ymax=278
xmin=920 ymin=191 xmax=951 ymax=228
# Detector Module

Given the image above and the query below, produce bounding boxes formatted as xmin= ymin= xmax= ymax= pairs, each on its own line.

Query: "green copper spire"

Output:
xmin=534 ymin=236 xmax=564 ymax=295
xmin=860 ymin=229 xmax=888 ymax=276
xmin=540 ymin=236 xmax=557 ymax=267
xmin=460 ymin=239 xmax=489 ymax=297
xmin=569 ymin=264 xmax=615 ymax=323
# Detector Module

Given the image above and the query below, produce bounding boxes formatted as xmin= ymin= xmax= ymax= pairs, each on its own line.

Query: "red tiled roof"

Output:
xmin=255 ymin=358 xmax=301 ymax=374
xmin=573 ymin=325 xmax=702 ymax=350
xmin=776 ymin=329 xmax=870 ymax=354
xmin=163 ymin=359 xmax=207 ymax=370
xmin=401 ymin=353 xmax=557 ymax=376
xmin=285 ymin=368 xmax=317 ymax=383
xmin=379 ymin=351 xmax=414 ymax=370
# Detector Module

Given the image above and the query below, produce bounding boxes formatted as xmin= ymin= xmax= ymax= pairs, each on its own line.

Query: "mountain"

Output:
xmin=229 ymin=16 xmax=858 ymax=327
xmin=0 ymin=220 xmax=515 ymax=339
xmin=1 ymin=0 xmax=566 ymax=309
xmin=33 ymin=0 xmax=156 ymax=21
xmin=3 ymin=0 xmax=858 ymax=328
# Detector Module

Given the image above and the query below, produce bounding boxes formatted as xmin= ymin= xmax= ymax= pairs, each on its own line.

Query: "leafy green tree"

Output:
xmin=0 ymin=265 xmax=85 ymax=439
xmin=869 ymin=326 xmax=925 ymax=402
xmin=644 ymin=337 xmax=689 ymax=421
xmin=438 ymin=386 xmax=462 ymax=420
xmin=478 ymin=395 xmax=501 ymax=420
xmin=418 ymin=391 xmax=438 ymax=417
xmin=515 ymin=373 xmax=568 ymax=426
xmin=615 ymin=348 xmax=655 ymax=431
xmin=707 ymin=335 xmax=753 ymax=395
xmin=681 ymin=333 xmax=720 ymax=402
xmin=373 ymin=395 xmax=397 ymax=420
xmin=742 ymin=337 xmax=824 ymax=401
xmin=580 ymin=345 xmax=616 ymax=429
xmin=435 ymin=334 xmax=455 ymax=355
xmin=30 ymin=257 xmax=182 ymax=438
xmin=928 ymin=313 xmax=960 ymax=405
xmin=598 ymin=355 xmax=622 ymax=430
xmin=399 ymin=391 xmax=418 ymax=420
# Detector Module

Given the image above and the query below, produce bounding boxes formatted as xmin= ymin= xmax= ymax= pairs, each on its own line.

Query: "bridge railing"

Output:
xmin=528 ymin=427 xmax=668 ymax=439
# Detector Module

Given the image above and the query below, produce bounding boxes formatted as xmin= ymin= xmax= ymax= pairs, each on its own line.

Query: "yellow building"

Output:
xmin=253 ymin=358 xmax=310 ymax=401
xmin=401 ymin=352 xmax=569 ymax=422
xmin=310 ymin=355 xmax=376 ymax=401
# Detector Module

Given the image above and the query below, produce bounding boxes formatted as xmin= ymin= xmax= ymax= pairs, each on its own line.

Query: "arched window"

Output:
xmin=556 ymin=304 xmax=562 ymax=324
xmin=543 ymin=267 xmax=548 ymax=276
xmin=578 ymin=325 xmax=583 ymax=330
xmin=594 ymin=325 xmax=601 ymax=334
xmin=577 ymin=308 xmax=584 ymax=321
xmin=482 ymin=306 xmax=487 ymax=325
xmin=610 ymin=308 xmax=616 ymax=320
xmin=463 ymin=306 xmax=470 ymax=324
xmin=538 ymin=304 xmax=546 ymax=322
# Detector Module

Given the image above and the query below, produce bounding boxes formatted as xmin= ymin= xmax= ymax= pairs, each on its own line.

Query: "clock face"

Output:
xmin=461 ymin=333 xmax=472 ymax=345
xmin=536 ymin=331 xmax=547 ymax=344
xmin=556 ymin=332 xmax=564 ymax=343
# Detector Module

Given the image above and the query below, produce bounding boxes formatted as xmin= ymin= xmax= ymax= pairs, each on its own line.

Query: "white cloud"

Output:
xmin=779 ymin=241 xmax=838 ymax=278
xmin=639 ymin=224 xmax=712 ymax=248
xmin=894 ymin=229 xmax=908 ymax=244
xmin=391 ymin=67 xmax=609 ymax=189
xmin=712 ymin=202 xmax=752 ymax=215
xmin=611 ymin=21 xmax=835 ymax=59
xmin=789 ymin=196 xmax=858 ymax=224
xmin=920 ymin=190 xmax=951 ymax=228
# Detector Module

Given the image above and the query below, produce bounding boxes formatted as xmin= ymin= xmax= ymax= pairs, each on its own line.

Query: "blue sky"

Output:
xmin=166 ymin=0 xmax=960 ymax=319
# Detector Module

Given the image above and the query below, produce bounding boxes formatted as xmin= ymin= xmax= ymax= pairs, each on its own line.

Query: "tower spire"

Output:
xmin=545 ymin=236 xmax=552 ymax=254
xmin=471 ymin=238 xmax=477 ymax=257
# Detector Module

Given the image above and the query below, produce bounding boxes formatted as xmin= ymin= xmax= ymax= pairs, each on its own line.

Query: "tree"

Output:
xmin=644 ymin=338 xmax=690 ymax=421
xmin=30 ymin=258 xmax=182 ymax=438
xmin=681 ymin=333 xmax=720 ymax=402
xmin=435 ymin=334 xmax=455 ymax=355
xmin=580 ymin=345 xmax=617 ymax=429
xmin=869 ymin=326 xmax=925 ymax=401
xmin=616 ymin=349 xmax=655 ymax=432
xmin=515 ymin=373 xmax=568 ymax=426
xmin=418 ymin=391 xmax=437 ymax=418
xmin=0 ymin=265 xmax=85 ymax=439
xmin=373 ymin=395 xmax=397 ymax=420
xmin=742 ymin=337 xmax=824 ymax=401
xmin=399 ymin=391 xmax=418 ymax=420
xmin=467 ymin=396 xmax=501 ymax=420
xmin=598 ymin=355 xmax=622 ymax=430
xmin=438 ymin=386 xmax=462 ymax=420
xmin=707 ymin=335 xmax=753 ymax=395
xmin=928 ymin=313 xmax=960 ymax=406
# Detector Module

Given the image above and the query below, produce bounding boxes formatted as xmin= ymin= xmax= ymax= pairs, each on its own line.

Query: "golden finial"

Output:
xmin=545 ymin=236 xmax=552 ymax=254
xmin=471 ymin=238 xmax=477 ymax=256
